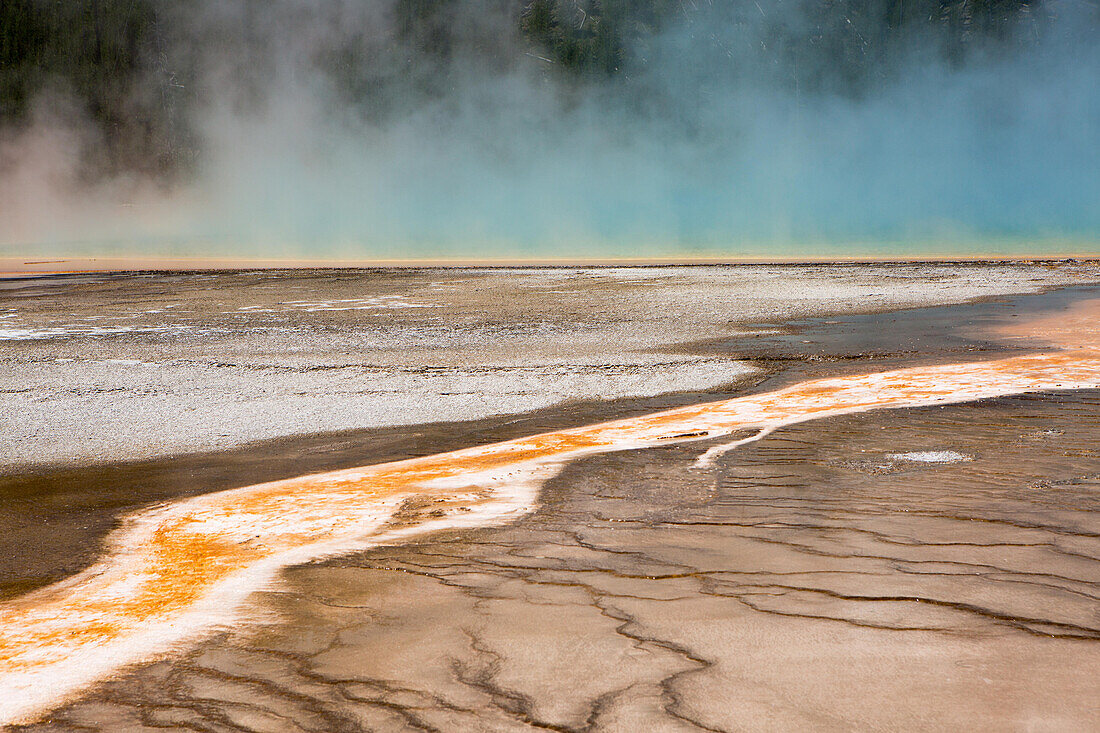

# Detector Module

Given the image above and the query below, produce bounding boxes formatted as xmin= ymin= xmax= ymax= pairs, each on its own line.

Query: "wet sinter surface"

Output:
xmin=15 ymin=388 xmax=1100 ymax=732
xmin=3 ymin=282 xmax=1096 ymax=603
xmin=0 ymin=281 xmax=1098 ymax=730
xmin=0 ymin=291 xmax=1098 ymax=728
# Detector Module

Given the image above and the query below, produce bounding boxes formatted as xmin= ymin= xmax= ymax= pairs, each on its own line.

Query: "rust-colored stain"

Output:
xmin=1 ymin=302 xmax=1099 ymax=723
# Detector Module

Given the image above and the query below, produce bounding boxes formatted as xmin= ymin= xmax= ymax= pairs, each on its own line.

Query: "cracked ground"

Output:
xmin=18 ymin=389 xmax=1100 ymax=732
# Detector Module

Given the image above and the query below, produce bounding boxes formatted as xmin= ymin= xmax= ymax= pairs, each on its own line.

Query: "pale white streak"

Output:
xmin=0 ymin=325 xmax=194 ymax=340
xmin=276 ymin=296 xmax=437 ymax=311
xmin=693 ymin=426 xmax=778 ymax=468
xmin=888 ymin=450 xmax=972 ymax=463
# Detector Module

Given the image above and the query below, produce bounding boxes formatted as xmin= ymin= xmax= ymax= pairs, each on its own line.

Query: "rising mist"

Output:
xmin=1 ymin=0 xmax=1098 ymax=259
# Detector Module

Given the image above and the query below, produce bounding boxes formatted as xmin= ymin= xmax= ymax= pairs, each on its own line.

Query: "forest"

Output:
xmin=0 ymin=0 xmax=1072 ymax=179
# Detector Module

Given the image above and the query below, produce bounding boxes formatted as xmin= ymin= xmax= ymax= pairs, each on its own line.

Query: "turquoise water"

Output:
xmin=4 ymin=10 xmax=1098 ymax=261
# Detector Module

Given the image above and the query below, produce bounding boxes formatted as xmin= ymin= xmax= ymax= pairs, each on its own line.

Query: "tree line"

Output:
xmin=0 ymin=0 xmax=1065 ymax=177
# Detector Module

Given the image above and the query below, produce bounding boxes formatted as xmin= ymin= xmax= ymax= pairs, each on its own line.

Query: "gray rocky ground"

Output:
xmin=2 ymin=263 xmax=1099 ymax=471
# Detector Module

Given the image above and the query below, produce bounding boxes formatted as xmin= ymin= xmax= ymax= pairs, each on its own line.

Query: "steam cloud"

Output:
xmin=1 ymin=0 xmax=1098 ymax=259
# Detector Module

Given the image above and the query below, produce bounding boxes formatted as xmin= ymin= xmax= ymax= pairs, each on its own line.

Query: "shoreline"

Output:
xmin=2 ymin=254 xmax=1100 ymax=277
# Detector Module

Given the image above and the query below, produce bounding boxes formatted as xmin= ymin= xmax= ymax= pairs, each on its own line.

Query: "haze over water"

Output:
xmin=1 ymin=1 xmax=1097 ymax=261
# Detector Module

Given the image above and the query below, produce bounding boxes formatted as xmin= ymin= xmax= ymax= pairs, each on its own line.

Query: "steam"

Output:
xmin=1 ymin=0 xmax=1098 ymax=259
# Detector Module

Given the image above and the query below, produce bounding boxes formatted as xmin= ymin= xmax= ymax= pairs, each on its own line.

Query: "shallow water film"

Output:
xmin=1 ymin=265 xmax=1099 ymax=731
